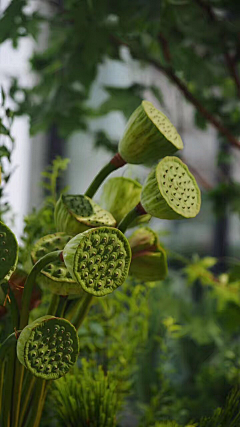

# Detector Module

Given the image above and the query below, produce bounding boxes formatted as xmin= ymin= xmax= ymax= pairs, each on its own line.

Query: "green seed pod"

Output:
xmin=63 ymin=227 xmax=131 ymax=297
xmin=141 ymin=156 xmax=201 ymax=219
xmin=55 ymin=194 xmax=116 ymax=235
xmin=118 ymin=100 xmax=183 ymax=165
xmin=31 ymin=233 xmax=81 ymax=295
xmin=17 ymin=315 xmax=79 ymax=380
xmin=0 ymin=221 xmax=18 ymax=281
xmin=128 ymin=227 xmax=168 ymax=282
xmin=101 ymin=177 xmax=151 ymax=226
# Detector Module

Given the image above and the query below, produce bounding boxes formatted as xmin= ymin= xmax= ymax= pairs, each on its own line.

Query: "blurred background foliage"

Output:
xmin=1 ymin=0 xmax=240 ymax=426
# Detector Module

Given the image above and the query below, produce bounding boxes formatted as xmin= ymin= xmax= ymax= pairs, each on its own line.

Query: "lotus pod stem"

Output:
xmin=118 ymin=100 xmax=183 ymax=165
xmin=0 ymin=221 xmax=18 ymax=282
xmin=17 ymin=315 xmax=79 ymax=380
xmin=141 ymin=156 xmax=201 ymax=219
xmin=55 ymin=194 xmax=116 ymax=236
xmin=63 ymin=227 xmax=131 ymax=297
xmin=85 ymin=153 xmax=126 ymax=198
xmin=117 ymin=203 xmax=147 ymax=233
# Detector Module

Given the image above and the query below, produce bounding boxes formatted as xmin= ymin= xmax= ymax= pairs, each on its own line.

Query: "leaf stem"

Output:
xmin=73 ymin=293 xmax=93 ymax=330
xmin=117 ymin=203 xmax=147 ymax=233
xmin=84 ymin=153 xmax=126 ymax=198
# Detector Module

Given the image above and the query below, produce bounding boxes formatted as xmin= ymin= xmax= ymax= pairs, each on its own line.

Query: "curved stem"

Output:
xmin=73 ymin=293 xmax=93 ymax=330
xmin=118 ymin=203 xmax=146 ymax=233
xmin=84 ymin=154 xmax=126 ymax=199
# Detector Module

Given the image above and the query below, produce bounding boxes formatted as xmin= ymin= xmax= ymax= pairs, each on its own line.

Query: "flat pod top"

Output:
xmin=55 ymin=194 xmax=116 ymax=235
xmin=143 ymin=101 xmax=183 ymax=151
xmin=0 ymin=221 xmax=18 ymax=281
xmin=156 ymin=157 xmax=201 ymax=218
xmin=63 ymin=227 xmax=131 ymax=297
xmin=17 ymin=315 xmax=79 ymax=380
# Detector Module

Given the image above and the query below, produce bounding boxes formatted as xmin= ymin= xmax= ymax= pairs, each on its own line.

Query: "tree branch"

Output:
xmin=194 ymin=0 xmax=240 ymax=99
xmin=110 ymin=34 xmax=240 ymax=150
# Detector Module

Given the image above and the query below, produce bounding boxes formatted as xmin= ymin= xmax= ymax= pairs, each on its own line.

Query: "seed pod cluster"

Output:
xmin=17 ymin=316 xmax=79 ymax=380
xmin=0 ymin=221 xmax=18 ymax=281
xmin=31 ymin=233 xmax=81 ymax=295
xmin=63 ymin=227 xmax=131 ymax=297
xmin=55 ymin=194 xmax=116 ymax=235
xmin=119 ymin=100 xmax=183 ymax=165
xmin=141 ymin=156 xmax=201 ymax=219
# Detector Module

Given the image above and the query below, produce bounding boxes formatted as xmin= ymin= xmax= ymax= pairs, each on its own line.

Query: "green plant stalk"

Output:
xmin=0 ymin=334 xmax=16 ymax=426
xmin=117 ymin=203 xmax=146 ymax=233
xmin=84 ymin=154 xmax=126 ymax=198
xmin=12 ymin=250 xmax=62 ymax=427
xmin=2 ymin=346 xmax=15 ymax=427
xmin=47 ymin=293 xmax=60 ymax=315
xmin=73 ymin=293 xmax=93 ymax=330
xmin=64 ymin=295 xmax=84 ymax=321
xmin=55 ymin=295 xmax=68 ymax=317
xmin=24 ymin=379 xmax=46 ymax=427
xmin=0 ymin=358 xmax=5 ymax=420
xmin=19 ymin=374 xmax=36 ymax=427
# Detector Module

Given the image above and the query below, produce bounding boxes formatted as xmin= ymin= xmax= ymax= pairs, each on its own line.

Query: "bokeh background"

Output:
xmin=1 ymin=1 xmax=240 ymax=426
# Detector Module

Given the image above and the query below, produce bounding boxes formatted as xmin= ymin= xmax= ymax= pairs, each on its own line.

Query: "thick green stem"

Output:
xmin=19 ymin=374 xmax=36 ymax=427
xmin=2 ymin=347 xmax=15 ymax=427
xmin=84 ymin=154 xmax=126 ymax=198
xmin=73 ymin=293 xmax=93 ymax=330
xmin=47 ymin=293 xmax=60 ymax=315
xmin=64 ymin=295 xmax=84 ymax=321
xmin=12 ymin=250 xmax=62 ymax=427
xmin=55 ymin=295 xmax=68 ymax=317
xmin=118 ymin=203 xmax=146 ymax=233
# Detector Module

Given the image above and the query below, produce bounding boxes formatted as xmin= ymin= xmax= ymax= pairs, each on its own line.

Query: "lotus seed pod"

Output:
xmin=31 ymin=233 xmax=82 ymax=295
xmin=17 ymin=316 xmax=79 ymax=380
xmin=118 ymin=100 xmax=183 ymax=165
xmin=101 ymin=177 xmax=151 ymax=226
xmin=0 ymin=221 xmax=18 ymax=281
xmin=141 ymin=156 xmax=201 ymax=219
xmin=55 ymin=194 xmax=116 ymax=235
xmin=63 ymin=227 xmax=131 ymax=297
xmin=128 ymin=227 xmax=168 ymax=281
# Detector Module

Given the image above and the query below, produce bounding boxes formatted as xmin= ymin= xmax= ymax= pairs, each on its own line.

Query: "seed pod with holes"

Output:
xmin=0 ymin=221 xmax=18 ymax=281
xmin=55 ymin=194 xmax=116 ymax=235
xmin=17 ymin=316 xmax=79 ymax=380
xmin=63 ymin=227 xmax=131 ymax=297
xmin=128 ymin=227 xmax=168 ymax=281
xmin=101 ymin=177 xmax=151 ymax=226
xmin=141 ymin=156 xmax=201 ymax=219
xmin=31 ymin=233 xmax=82 ymax=295
xmin=118 ymin=100 xmax=183 ymax=165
